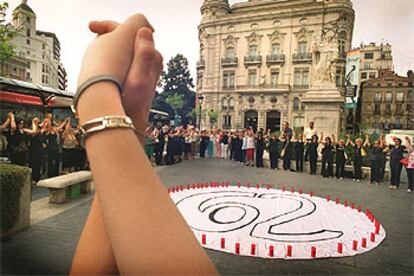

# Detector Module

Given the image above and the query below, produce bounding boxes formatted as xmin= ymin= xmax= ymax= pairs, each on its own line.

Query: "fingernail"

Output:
xmin=138 ymin=28 xmax=154 ymax=44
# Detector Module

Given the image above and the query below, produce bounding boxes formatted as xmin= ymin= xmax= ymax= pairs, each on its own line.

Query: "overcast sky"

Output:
xmin=6 ymin=0 xmax=414 ymax=91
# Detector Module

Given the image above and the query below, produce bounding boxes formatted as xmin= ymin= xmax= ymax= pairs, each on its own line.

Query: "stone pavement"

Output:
xmin=1 ymin=159 xmax=413 ymax=275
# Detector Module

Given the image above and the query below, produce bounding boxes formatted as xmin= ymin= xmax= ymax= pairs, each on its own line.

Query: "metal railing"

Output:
xmin=292 ymin=52 xmax=312 ymax=62
xmin=266 ymin=54 xmax=285 ymax=64
xmin=221 ymin=57 xmax=238 ymax=67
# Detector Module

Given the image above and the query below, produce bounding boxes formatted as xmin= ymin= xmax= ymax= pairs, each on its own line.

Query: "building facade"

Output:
xmin=197 ymin=0 xmax=355 ymax=134
xmin=358 ymin=70 xmax=414 ymax=131
xmin=6 ymin=0 xmax=67 ymax=91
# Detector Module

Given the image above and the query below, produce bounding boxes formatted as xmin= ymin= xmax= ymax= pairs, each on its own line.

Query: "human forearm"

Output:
xmin=77 ymin=85 xmax=216 ymax=274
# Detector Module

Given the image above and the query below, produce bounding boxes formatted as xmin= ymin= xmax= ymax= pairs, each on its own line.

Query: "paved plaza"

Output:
xmin=1 ymin=159 xmax=413 ymax=275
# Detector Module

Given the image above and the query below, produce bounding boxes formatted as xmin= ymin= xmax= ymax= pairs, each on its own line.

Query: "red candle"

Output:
xmin=180 ymin=185 xmax=184 ymax=191
xmin=351 ymin=203 xmax=355 ymax=209
xmin=370 ymin=232 xmax=376 ymax=242
xmin=282 ymin=185 xmax=286 ymax=192
xmin=186 ymin=184 xmax=190 ymax=190
xmin=168 ymin=187 xmax=171 ymax=193
xmin=269 ymin=245 xmax=274 ymax=257
xmin=299 ymin=188 xmax=303 ymax=194
xmin=238 ymin=182 xmax=241 ymax=188
xmin=201 ymin=234 xmax=206 ymax=245
xmin=251 ymin=244 xmax=256 ymax=255
xmin=337 ymin=243 xmax=343 ymax=254
xmin=287 ymin=245 xmax=292 ymax=257
xmin=266 ymin=184 xmax=271 ymax=190
xmin=220 ymin=238 xmax=225 ymax=249
xmin=235 ymin=243 xmax=240 ymax=255
xmin=362 ymin=238 xmax=367 ymax=248
xmin=357 ymin=205 xmax=361 ymax=212
xmin=335 ymin=198 xmax=339 ymax=204
xmin=310 ymin=191 xmax=314 ymax=197
xmin=344 ymin=200 xmax=348 ymax=207
xmin=352 ymin=240 xmax=358 ymax=251
xmin=375 ymin=222 xmax=380 ymax=234
xmin=256 ymin=184 xmax=261 ymax=189
xmin=226 ymin=181 xmax=229 ymax=187
xmin=311 ymin=246 xmax=317 ymax=258
xmin=291 ymin=187 xmax=295 ymax=193
xmin=172 ymin=186 xmax=176 ymax=193
xmin=326 ymin=195 xmax=330 ymax=202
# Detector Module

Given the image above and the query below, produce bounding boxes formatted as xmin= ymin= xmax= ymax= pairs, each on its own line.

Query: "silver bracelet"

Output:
xmin=80 ymin=115 xmax=145 ymax=142
xmin=72 ymin=75 xmax=124 ymax=115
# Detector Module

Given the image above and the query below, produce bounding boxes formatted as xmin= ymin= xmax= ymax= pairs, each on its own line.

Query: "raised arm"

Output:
xmin=71 ymin=16 xmax=216 ymax=276
xmin=405 ymin=136 xmax=412 ymax=152
xmin=346 ymin=134 xmax=355 ymax=147
xmin=364 ymin=133 xmax=370 ymax=147
xmin=319 ymin=132 xmax=324 ymax=144
xmin=332 ymin=134 xmax=336 ymax=145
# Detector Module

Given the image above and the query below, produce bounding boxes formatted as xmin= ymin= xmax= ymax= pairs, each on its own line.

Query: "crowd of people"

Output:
xmin=1 ymin=113 xmax=413 ymax=192
xmin=0 ymin=112 xmax=86 ymax=184
xmin=143 ymin=121 xmax=413 ymax=192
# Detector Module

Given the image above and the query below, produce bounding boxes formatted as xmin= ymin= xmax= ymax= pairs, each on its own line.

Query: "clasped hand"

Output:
xmin=78 ymin=14 xmax=163 ymax=130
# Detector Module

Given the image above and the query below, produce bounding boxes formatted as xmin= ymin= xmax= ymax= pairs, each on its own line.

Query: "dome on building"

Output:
xmin=201 ymin=0 xmax=231 ymax=17
xmin=14 ymin=0 xmax=35 ymax=14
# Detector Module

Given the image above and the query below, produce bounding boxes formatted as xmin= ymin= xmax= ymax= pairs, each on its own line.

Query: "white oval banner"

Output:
xmin=170 ymin=184 xmax=386 ymax=260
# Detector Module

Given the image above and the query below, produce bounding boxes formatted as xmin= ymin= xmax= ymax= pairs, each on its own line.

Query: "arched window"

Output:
xmin=222 ymin=98 xmax=228 ymax=108
xmin=248 ymin=44 xmax=258 ymax=57
xmin=226 ymin=46 xmax=235 ymax=58
xmin=271 ymin=43 xmax=280 ymax=55
xmin=228 ymin=98 xmax=235 ymax=108
xmin=293 ymin=98 xmax=300 ymax=111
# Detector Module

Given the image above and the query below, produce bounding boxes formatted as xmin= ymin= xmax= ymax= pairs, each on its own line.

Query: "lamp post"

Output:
xmin=198 ymin=94 xmax=204 ymax=130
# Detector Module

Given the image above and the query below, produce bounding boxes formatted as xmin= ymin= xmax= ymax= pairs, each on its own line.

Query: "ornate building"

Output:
xmin=6 ymin=0 xmax=67 ymax=90
xmin=197 ymin=0 xmax=355 ymax=135
xmin=358 ymin=70 xmax=413 ymax=131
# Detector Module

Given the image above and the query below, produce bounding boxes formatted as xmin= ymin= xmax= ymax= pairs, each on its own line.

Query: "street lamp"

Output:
xmin=198 ymin=94 xmax=204 ymax=130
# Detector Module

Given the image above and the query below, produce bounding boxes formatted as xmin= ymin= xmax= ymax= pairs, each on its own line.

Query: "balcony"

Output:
xmin=196 ymin=60 xmax=206 ymax=69
xmin=266 ymin=54 xmax=285 ymax=65
xmin=244 ymin=55 xmax=262 ymax=66
xmin=222 ymin=85 xmax=236 ymax=90
xmin=221 ymin=57 xmax=238 ymax=67
xmin=292 ymin=52 xmax=312 ymax=63
xmin=293 ymin=84 xmax=310 ymax=89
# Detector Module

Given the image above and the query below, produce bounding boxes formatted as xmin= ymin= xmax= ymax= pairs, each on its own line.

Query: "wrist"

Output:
xmin=77 ymin=82 xmax=126 ymax=124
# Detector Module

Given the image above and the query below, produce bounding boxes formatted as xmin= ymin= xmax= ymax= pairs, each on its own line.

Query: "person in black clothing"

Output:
xmin=307 ymin=135 xmax=319 ymax=175
xmin=365 ymin=134 xmax=385 ymax=185
xmin=333 ymin=136 xmax=346 ymax=179
xmin=232 ymin=132 xmax=241 ymax=162
xmin=199 ymin=130 xmax=209 ymax=158
xmin=154 ymin=127 xmax=166 ymax=166
xmin=320 ymin=133 xmax=334 ymax=178
xmin=166 ymin=130 xmax=175 ymax=165
xmin=268 ymin=134 xmax=280 ymax=170
xmin=292 ymin=132 xmax=304 ymax=173
xmin=280 ymin=133 xmax=292 ymax=171
xmin=44 ymin=119 xmax=64 ymax=177
xmin=346 ymin=134 xmax=368 ymax=182
xmin=27 ymin=118 xmax=44 ymax=183
xmin=9 ymin=118 xmax=29 ymax=166
xmin=256 ymin=132 xmax=265 ymax=168
xmin=386 ymin=137 xmax=412 ymax=189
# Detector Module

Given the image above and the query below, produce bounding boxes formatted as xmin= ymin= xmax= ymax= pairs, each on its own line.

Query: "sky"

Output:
xmin=5 ymin=0 xmax=414 ymax=92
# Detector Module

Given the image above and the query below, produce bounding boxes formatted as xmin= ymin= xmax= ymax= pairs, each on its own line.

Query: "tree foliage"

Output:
xmin=0 ymin=2 xmax=17 ymax=76
xmin=153 ymin=54 xmax=196 ymax=125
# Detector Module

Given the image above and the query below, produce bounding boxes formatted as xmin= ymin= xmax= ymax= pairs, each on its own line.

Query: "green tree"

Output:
xmin=158 ymin=54 xmax=196 ymax=125
xmin=0 ymin=2 xmax=17 ymax=76
xmin=208 ymin=109 xmax=218 ymax=126
xmin=165 ymin=94 xmax=184 ymax=111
